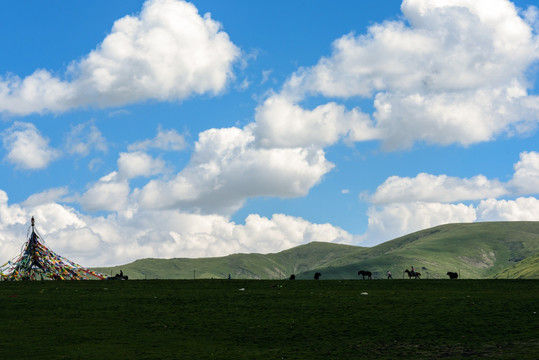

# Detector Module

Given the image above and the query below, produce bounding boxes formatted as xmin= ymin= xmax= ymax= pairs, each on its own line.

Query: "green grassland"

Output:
xmin=1 ymin=280 xmax=537 ymax=359
xmin=94 ymin=222 xmax=539 ymax=280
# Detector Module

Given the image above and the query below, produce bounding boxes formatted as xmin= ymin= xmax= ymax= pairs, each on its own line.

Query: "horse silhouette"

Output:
xmin=314 ymin=272 xmax=321 ymax=280
xmin=404 ymin=269 xmax=421 ymax=279
xmin=357 ymin=270 xmax=372 ymax=279
xmin=447 ymin=271 xmax=458 ymax=279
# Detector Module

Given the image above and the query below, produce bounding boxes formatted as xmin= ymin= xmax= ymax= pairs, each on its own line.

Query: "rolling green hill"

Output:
xmin=492 ymin=252 xmax=539 ymax=279
xmin=93 ymin=221 xmax=539 ymax=279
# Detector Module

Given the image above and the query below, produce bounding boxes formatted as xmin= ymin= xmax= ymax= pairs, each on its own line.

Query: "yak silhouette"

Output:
xmin=357 ymin=270 xmax=372 ymax=279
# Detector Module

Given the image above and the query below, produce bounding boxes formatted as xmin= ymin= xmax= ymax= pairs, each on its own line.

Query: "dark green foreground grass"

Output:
xmin=1 ymin=280 xmax=537 ymax=359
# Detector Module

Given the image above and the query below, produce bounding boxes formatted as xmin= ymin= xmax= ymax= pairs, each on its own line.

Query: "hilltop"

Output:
xmin=94 ymin=221 xmax=539 ymax=279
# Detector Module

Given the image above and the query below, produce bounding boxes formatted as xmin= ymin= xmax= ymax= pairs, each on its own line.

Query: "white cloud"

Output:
xmin=373 ymin=86 xmax=536 ymax=149
xmin=477 ymin=197 xmax=539 ymax=221
xmin=0 ymin=70 xmax=75 ymax=115
xmin=232 ymin=213 xmax=356 ymax=254
xmin=510 ymin=151 xmax=539 ymax=195
xmin=300 ymin=0 xmax=536 ymax=96
xmin=52 ymin=227 xmax=103 ymax=256
xmin=79 ymin=172 xmax=130 ymax=212
xmin=360 ymin=150 xmax=539 ymax=244
xmin=0 ymin=190 xmax=26 ymax=230
xmin=27 ymin=202 xmax=87 ymax=234
xmin=22 ymin=187 xmax=69 ymax=207
xmin=0 ymin=0 xmax=240 ymax=115
xmin=137 ymin=126 xmax=334 ymax=214
xmin=1 ymin=122 xmax=60 ymax=169
xmin=117 ymin=151 xmax=166 ymax=179
xmin=368 ymin=151 xmax=538 ymax=206
xmin=65 ymin=121 xmax=107 ymax=156
xmin=279 ymin=0 xmax=539 ymax=149
xmin=370 ymin=173 xmax=507 ymax=204
xmin=253 ymin=95 xmax=377 ymax=148
xmin=522 ymin=4 xmax=539 ymax=33
xmin=127 ymin=126 xmax=186 ymax=152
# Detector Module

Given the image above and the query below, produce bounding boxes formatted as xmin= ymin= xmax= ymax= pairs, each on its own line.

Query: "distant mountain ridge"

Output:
xmin=94 ymin=221 xmax=539 ymax=279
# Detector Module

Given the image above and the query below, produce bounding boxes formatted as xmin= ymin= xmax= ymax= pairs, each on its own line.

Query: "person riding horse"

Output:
xmin=404 ymin=268 xmax=421 ymax=279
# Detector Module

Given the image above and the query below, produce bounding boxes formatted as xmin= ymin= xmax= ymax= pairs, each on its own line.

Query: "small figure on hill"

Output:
xmin=314 ymin=272 xmax=321 ymax=280
xmin=228 ymin=274 xmax=231 ymax=280
xmin=120 ymin=270 xmax=123 ymax=277
xmin=447 ymin=271 xmax=458 ymax=279
xmin=289 ymin=274 xmax=296 ymax=280
xmin=387 ymin=271 xmax=392 ymax=279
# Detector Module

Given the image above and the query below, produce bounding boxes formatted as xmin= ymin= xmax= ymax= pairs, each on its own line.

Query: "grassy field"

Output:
xmin=1 ymin=279 xmax=538 ymax=359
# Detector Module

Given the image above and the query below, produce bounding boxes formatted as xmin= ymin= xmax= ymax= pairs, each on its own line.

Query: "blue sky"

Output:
xmin=0 ymin=0 xmax=538 ymax=267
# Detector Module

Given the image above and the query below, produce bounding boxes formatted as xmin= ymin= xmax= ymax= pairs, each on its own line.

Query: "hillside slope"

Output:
xmin=492 ymin=252 xmax=539 ymax=279
xmin=311 ymin=221 xmax=539 ymax=279
xmin=95 ymin=242 xmax=366 ymax=280
xmin=94 ymin=221 xmax=539 ymax=279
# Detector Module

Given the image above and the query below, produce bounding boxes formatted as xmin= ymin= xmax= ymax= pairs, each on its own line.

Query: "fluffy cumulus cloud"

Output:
xmin=71 ymin=123 xmax=333 ymax=215
xmin=253 ymin=95 xmax=377 ymax=148
xmin=1 ymin=122 xmax=59 ymax=169
xmin=272 ymin=0 xmax=539 ymax=149
xmin=137 ymin=126 xmax=334 ymax=214
xmin=370 ymin=173 xmax=507 ymax=204
xmin=361 ymin=151 xmax=539 ymax=245
xmin=0 ymin=0 xmax=240 ymax=115
xmin=117 ymin=151 xmax=166 ymax=179
xmin=78 ymin=172 xmax=130 ymax=212
xmin=0 ymin=190 xmax=26 ymax=229
xmin=510 ymin=151 xmax=539 ymax=195
xmin=477 ymin=197 xmax=539 ymax=221
xmin=22 ymin=187 xmax=69 ymax=207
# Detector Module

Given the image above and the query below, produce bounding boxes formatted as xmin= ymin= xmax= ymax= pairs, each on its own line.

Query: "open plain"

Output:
xmin=1 ymin=279 xmax=538 ymax=359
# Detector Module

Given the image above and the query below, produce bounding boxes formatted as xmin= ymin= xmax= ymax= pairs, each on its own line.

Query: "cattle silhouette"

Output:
xmin=447 ymin=271 xmax=458 ymax=279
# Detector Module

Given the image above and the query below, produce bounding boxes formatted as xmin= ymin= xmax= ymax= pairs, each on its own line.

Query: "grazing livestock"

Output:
xmin=314 ymin=272 xmax=321 ymax=280
xmin=357 ymin=270 xmax=372 ymax=279
xmin=404 ymin=269 xmax=421 ymax=279
xmin=447 ymin=271 xmax=458 ymax=279
xmin=289 ymin=274 xmax=296 ymax=280
xmin=108 ymin=273 xmax=128 ymax=280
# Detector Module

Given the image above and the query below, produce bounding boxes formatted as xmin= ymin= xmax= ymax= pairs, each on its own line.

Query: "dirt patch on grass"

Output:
xmin=458 ymin=249 xmax=496 ymax=268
